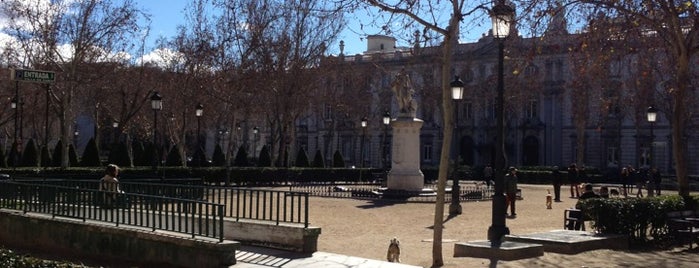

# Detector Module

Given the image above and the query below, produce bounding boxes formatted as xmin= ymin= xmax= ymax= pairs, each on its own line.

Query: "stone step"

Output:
xmin=453 ymin=240 xmax=544 ymax=261
xmin=505 ymin=230 xmax=628 ymax=254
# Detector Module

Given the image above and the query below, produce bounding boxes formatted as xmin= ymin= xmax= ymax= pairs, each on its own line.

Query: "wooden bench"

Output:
xmin=666 ymin=210 xmax=699 ymax=249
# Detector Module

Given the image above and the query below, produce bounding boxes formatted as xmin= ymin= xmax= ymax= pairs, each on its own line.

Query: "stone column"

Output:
xmin=387 ymin=117 xmax=425 ymax=192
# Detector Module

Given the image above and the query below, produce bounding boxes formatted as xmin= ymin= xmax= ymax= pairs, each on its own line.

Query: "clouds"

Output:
xmin=0 ymin=0 xmax=177 ymax=68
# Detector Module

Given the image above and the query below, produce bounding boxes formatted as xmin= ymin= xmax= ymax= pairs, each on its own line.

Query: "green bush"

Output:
xmin=211 ymin=144 xmax=226 ymax=166
xmin=131 ymin=141 xmax=148 ymax=166
xmin=190 ymin=146 xmax=206 ymax=167
xmin=51 ymin=140 xmax=63 ymax=167
xmin=294 ymin=147 xmax=310 ymax=167
xmin=20 ymin=138 xmax=39 ymax=167
xmin=166 ymin=145 xmax=184 ymax=166
xmin=0 ymin=144 xmax=6 ymax=168
xmin=80 ymin=138 xmax=101 ymax=166
xmin=258 ymin=145 xmax=271 ymax=167
xmin=577 ymin=195 xmax=686 ymax=245
xmin=108 ymin=142 xmax=131 ymax=167
xmin=233 ymin=146 xmax=249 ymax=167
xmin=332 ymin=150 xmax=345 ymax=168
xmin=8 ymin=142 xmax=20 ymax=167
xmin=40 ymin=145 xmax=51 ymax=167
xmin=311 ymin=150 xmax=324 ymax=168
xmin=68 ymin=144 xmax=79 ymax=166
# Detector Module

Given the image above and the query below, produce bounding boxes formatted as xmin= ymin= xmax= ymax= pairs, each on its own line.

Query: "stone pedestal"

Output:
xmin=387 ymin=117 xmax=425 ymax=192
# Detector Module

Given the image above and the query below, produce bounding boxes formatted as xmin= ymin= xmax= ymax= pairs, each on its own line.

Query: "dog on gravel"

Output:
xmin=546 ymin=189 xmax=552 ymax=209
xmin=386 ymin=237 xmax=401 ymax=263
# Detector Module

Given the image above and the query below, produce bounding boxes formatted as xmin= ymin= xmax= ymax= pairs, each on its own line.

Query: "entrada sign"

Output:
xmin=11 ymin=68 xmax=56 ymax=83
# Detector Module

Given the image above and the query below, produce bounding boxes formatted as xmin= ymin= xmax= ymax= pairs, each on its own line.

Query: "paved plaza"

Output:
xmin=236 ymin=184 xmax=699 ymax=268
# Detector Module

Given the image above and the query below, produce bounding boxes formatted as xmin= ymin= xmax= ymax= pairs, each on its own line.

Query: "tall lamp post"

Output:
xmin=112 ymin=121 xmax=119 ymax=147
xmin=195 ymin=103 xmax=204 ymax=167
xmin=382 ymin=111 xmax=391 ymax=172
xmin=11 ymin=97 xmax=19 ymax=166
xmin=253 ymin=127 xmax=259 ymax=161
xmin=360 ymin=116 xmax=368 ymax=168
xmin=487 ymin=0 xmax=514 ymax=244
xmin=647 ymin=106 xmax=657 ymax=167
xmin=150 ymin=91 xmax=163 ymax=170
xmin=449 ymin=76 xmax=465 ymax=216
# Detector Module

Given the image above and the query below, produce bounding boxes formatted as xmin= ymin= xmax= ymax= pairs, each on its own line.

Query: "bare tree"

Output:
xmin=530 ymin=0 xmax=699 ymax=197
xmin=2 ymin=0 xmax=148 ymax=168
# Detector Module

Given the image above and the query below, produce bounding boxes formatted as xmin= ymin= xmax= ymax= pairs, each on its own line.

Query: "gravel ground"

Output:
xmin=307 ymin=184 xmax=699 ymax=268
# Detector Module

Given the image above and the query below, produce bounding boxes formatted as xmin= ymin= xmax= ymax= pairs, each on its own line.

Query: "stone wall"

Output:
xmin=0 ymin=209 xmax=238 ymax=268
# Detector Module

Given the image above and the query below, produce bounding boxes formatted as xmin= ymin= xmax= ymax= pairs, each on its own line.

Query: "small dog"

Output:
xmin=386 ymin=237 xmax=401 ymax=263
xmin=546 ymin=189 xmax=552 ymax=209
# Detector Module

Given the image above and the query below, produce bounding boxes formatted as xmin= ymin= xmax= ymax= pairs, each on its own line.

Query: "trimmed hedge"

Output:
xmin=577 ymin=195 xmax=693 ymax=246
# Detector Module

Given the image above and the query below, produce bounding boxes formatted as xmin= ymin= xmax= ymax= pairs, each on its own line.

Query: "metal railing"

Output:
xmin=289 ymin=181 xmax=495 ymax=202
xmin=11 ymin=179 xmax=310 ymax=228
xmin=0 ymin=180 xmax=225 ymax=242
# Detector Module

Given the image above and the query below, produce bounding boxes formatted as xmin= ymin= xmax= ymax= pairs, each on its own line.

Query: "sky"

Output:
xmin=0 ymin=0 xmax=495 ymax=65
xmin=135 ymin=0 xmax=493 ymax=56
xmin=135 ymin=0 xmax=375 ymax=56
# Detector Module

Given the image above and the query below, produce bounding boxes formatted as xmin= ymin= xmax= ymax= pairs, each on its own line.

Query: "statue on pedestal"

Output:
xmin=391 ymin=69 xmax=417 ymax=118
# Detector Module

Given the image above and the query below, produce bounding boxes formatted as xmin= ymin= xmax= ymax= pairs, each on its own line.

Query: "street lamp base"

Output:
xmin=449 ymin=185 xmax=462 ymax=215
xmin=488 ymin=193 xmax=510 ymax=242
xmin=449 ymin=203 xmax=462 ymax=215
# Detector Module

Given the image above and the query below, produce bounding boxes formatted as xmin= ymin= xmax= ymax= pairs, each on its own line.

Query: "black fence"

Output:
xmin=0 ymin=180 xmax=225 ymax=241
xmin=8 ymin=178 xmax=310 ymax=228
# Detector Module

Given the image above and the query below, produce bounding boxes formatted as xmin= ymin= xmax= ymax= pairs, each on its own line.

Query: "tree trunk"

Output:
xmin=672 ymin=52 xmax=689 ymax=197
xmin=432 ymin=16 xmax=459 ymax=267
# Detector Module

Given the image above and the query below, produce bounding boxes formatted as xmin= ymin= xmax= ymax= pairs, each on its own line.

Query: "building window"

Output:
xmin=525 ymin=99 xmax=538 ymax=119
xmin=462 ymin=102 xmax=473 ymax=120
xmin=487 ymin=99 xmax=496 ymax=119
xmin=422 ymin=143 xmax=433 ymax=162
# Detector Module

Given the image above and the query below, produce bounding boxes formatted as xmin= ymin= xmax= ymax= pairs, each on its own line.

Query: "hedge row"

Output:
xmin=577 ymin=195 xmax=699 ymax=246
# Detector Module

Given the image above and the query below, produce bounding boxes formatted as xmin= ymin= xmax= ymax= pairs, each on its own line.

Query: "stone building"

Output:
xmin=299 ymin=20 xmax=697 ymax=179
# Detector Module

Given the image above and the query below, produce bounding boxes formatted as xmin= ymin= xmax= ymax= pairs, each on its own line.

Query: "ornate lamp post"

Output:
xmin=195 ymin=103 xmax=204 ymax=167
xmin=360 ymin=116 xmax=368 ymax=168
xmin=487 ymin=0 xmax=514 ymax=244
xmin=150 ymin=91 xmax=163 ymax=170
xmin=382 ymin=111 xmax=391 ymax=172
xmin=449 ymin=75 xmax=465 ymax=216
xmin=647 ymin=106 xmax=658 ymax=167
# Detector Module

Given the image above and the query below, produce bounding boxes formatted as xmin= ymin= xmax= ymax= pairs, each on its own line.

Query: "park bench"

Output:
xmin=564 ymin=208 xmax=585 ymax=231
xmin=666 ymin=210 xmax=699 ymax=249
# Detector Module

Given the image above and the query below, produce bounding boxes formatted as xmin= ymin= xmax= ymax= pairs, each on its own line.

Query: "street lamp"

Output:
xmin=151 ymin=91 xmax=163 ymax=170
xmin=382 ymin=111 xmax=391 ymax=172
xmin=112 ymin=121 xmax=119 ymax=146
xmin=647 ymin=106 xmax=658 ymax=167
xmin=449 ymin=75 xmax=465 ymax=216
xmin=195 ymin=103 xmax=204 ymax=167
xmin=360 ymin=116 xmax=368 ymax=168
xmin=488 ymin=0 xmax=514 ymax=244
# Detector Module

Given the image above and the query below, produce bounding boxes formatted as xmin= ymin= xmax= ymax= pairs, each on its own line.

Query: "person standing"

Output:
xmin=505 ymin=167 xmax=519 ymax=217
xmin=552 ymin=166 xmax=562 ymax=202
xmin=620 ymin=166 xmax=630 ymax=197
xmin=483 ymin=164 xmax=493 ymax=187
xmin=568 ymin=163 xmax=580 ymax=198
